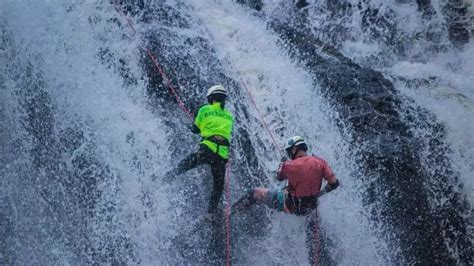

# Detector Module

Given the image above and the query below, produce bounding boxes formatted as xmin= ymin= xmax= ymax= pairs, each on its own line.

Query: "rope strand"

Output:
xmin=113 ymin=1 xmax=193 ymax=121
xmin=112 ymin=3 xmax=231 ymax=265
xmin=225 ymin=158 xmax=232 ymax=266
xmin=239 ymin=79 xmax=283 ymax=157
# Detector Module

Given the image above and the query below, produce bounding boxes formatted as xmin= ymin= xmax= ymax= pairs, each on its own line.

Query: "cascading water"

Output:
xmin=1 ymin=0 xmax=472 ymax=265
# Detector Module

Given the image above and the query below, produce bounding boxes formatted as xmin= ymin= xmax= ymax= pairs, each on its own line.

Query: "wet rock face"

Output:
xmin=295 ymin=0 xmax=310 ymax=9
xmin=245 ymin=0 xmax=471 ymax=58
xmin=236 ymin=0 xmax=263 ymax=11
xmin=1 ymin=20 xmax=141 ymax=264
xmin=416 ymin=0 xmax=436 ymax=17
xmin=136 ymin=2 xmax=266 ymax=187
xmin=127 ymin=2 xmax=271 ymax=263
xmin=271 ymin=18 xmax=472 ymax=266
xmin=234 ymin=0 xmax=472 ymax=263
xmin=415 ymin=0 xmax=472 ymax=46
xmin=442 ymin=0 xmax=471 ymax=46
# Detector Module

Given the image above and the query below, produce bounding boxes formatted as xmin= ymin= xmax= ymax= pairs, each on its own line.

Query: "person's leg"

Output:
xmin=305 ymin=210 xmax=321 ymax=265
xmin=162 ymin=147 xmax=206 ymax=182
xmin=231 ymin=189 xmax=256 ymax=213
xmin=231 ymin=188 xmax=280 ymax=213
xmin=208 ymin=157 xmax=227 ymax=214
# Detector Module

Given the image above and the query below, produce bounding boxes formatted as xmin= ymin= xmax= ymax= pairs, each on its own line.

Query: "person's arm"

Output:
xmin=318 ymin=175 xmax=339 ymax=197
xmin=318 ymin=160 xmax=339 ymax=197
xmin=276 ymin=160 xmax=287 ymax=181
xmin=191 ymin=106 xmax=203 ymax=134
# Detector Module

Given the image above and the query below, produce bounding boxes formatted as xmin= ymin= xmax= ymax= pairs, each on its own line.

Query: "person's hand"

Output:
xmin=318 ymin=190 xmax=326 ymax=198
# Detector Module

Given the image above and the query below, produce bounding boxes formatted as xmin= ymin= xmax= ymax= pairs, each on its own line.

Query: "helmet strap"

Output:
xmin=287 ymin=146 xmax=297 ymax=160
xmin=208 ymin=98 xmax=225 ymax=109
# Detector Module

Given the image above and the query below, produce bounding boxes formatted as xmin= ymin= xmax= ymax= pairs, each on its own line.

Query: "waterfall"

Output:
xmin=1 ymin=0 xmax=472 ymax=264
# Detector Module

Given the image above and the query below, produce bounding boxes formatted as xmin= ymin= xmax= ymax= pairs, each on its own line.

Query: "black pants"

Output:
xmin=286 ymin=195 xmax=318 ymax=216
xmin=305 ymin=210 xmax=320 ymax=265
xmin=166 ymin=145 xmax=228 ymax=214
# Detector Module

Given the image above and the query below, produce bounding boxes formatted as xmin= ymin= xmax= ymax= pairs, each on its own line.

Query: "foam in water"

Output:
xmin=4 ymin=0 xmax=471 ymax=264
xmin=296 ymin=0 xmax=473 ymax=261
xmin=2 ymin=0 xmax=392 ymax=263
xmin=390 ymin=46 xmax=474 ymax=206
xmin=2 ymin=1 xmax=175 ymax=263
xmin=189 ymin=0 xmax=390 ymax=264
xmin=306 ymin=0 xmax=474 ymax=206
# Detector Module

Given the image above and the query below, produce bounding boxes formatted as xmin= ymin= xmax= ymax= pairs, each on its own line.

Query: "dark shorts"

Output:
xmin=259 ymin=189 xmax=317 ymax=216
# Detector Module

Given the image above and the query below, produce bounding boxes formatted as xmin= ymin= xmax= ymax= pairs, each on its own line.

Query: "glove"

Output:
xmin=318 ymin=189 xmax=326 ymax=198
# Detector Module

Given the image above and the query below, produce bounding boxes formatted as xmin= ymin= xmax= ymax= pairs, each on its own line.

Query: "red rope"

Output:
xmin=225 ymin=158 xmax=232 ymax=265
xmin=241 ymin=78 xmax=321 ymax=265
xmin=113 ymin=0 xmax=137 ymax=35
xmin=239 ymin=79 xmax=283 ymax=157
xmin=112 ymin=3 xmax=231 ymax=265
xmin=313 ymin=211 xmax=320 ymax=266
xmin=113 ymin=0 xmax=193 ymax=121
xmin=145 ymin=49 xmax=193 ymax=121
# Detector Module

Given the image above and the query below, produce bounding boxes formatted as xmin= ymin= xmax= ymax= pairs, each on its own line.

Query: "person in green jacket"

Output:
xmin=163 ymin=85 xmax=234 ymax=214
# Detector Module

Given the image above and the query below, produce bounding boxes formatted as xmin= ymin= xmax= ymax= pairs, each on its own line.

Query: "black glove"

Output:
xmin=319 ymin=179 xmax=339 ymax=197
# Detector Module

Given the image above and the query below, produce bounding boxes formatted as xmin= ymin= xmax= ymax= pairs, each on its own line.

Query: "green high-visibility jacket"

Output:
xmin=194 ymin=102 xmax=234 ymax=159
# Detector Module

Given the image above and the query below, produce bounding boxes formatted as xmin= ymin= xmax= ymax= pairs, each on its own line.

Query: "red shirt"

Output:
xmin=277 ymin=155 xmax=334 ymax=197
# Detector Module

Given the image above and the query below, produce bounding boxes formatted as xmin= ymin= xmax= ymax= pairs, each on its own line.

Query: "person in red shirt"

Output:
xmin=232 ymin=135 xmax=339 ymax=215
xmin=231 ymin=136 xmax=339 ymax=264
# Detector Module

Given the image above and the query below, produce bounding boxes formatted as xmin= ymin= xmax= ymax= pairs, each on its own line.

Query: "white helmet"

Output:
xmin=284 ymin=136 xmax=308 ymax=159
xmin=207 ymin=85 xmax=227 ymax=98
